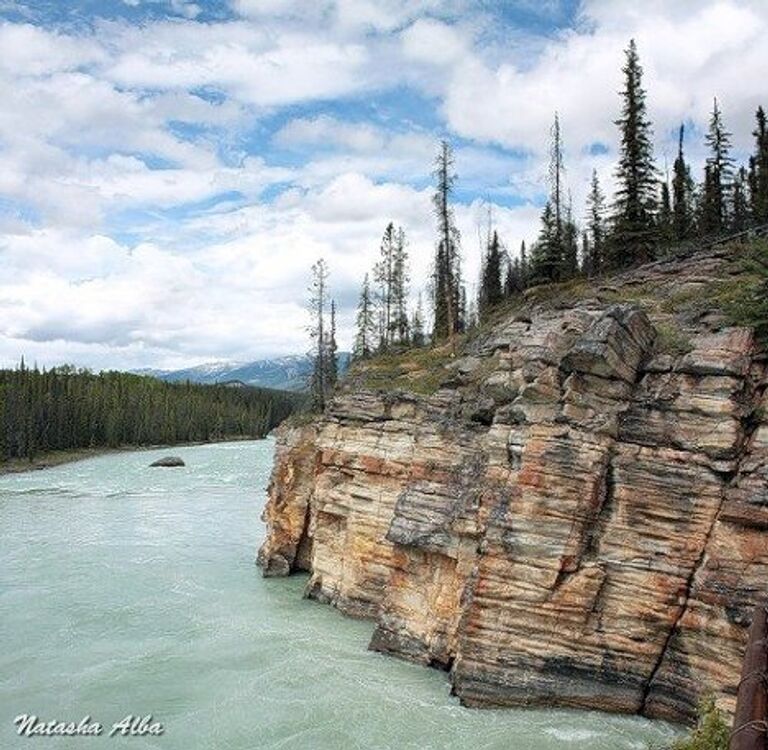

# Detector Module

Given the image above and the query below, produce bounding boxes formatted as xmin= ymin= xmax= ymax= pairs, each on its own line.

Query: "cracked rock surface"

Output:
xmin=258 ymin=251 xmax=768 ymax=725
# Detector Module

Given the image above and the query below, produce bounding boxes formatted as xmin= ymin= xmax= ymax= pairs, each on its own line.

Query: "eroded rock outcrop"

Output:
xmin=258 ymin=249 xmax=768 ymax=725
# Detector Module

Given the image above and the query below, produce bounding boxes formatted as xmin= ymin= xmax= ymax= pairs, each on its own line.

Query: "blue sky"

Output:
xmin=0 ymin=0 xmax=766 ymax=370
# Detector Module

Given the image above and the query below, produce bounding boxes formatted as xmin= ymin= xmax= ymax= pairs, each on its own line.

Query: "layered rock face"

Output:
xmin=258 ymin=251 xmax=768 ymax=725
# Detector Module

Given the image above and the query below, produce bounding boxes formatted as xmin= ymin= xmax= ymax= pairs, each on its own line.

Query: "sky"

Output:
xmin=0 ymin=0 xmax=767 ymax=371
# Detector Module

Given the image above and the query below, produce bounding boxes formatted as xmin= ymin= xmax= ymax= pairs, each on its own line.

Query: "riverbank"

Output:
xmin=0 ymin=435 xmax=265 ymax=476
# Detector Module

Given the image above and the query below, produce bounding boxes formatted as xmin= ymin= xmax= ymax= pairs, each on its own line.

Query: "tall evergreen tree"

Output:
xmin=659 ymin=180 xmax=673 ymax=245
xmin=585 ymin=169 xmax=606 ymax=275
xmin=701 ymin=98 xmax=734 ymax=235
xmin=549 ymin=113 xmax=565 ymax=245
xmin=672 ymin=124 xmax=695 ymax=241
xmin=354 ymin=274 xmax=376 ymax=360
xmin=391 ymin=227 xmax=410 ymax=345
xmin=530 ymin=202 xmax=559 ymax=282
xmin=519 ymin=240 xmax=528 ymax=288
xmin=326 ymin=299 xmax=338 ymax=391
xmin=732 ymin=166 xmax=750 ymax=233
xmin=432 ymin=140 xmax=462 ymax=346
xmin=751 ymin=106 xmax=768 ymax=224
xmin=504 ymin=255 xmax=519 ymax=297
xmin=531 ymin=114 xmax=571 ymax=282
xmin=562 ymin=196 xmax=579 ymax=277
xmin=308 ymin=258 xmax=329 ymax=411
xmin=411 ymin=294 xmax=426 ymax=348
xmin=374 ymin=222 xmax=397 ymax=350
xmin=580 ymin=231 xmax=591 ymax=276
xmin=479 ymin=230 xmax=504 ymax=321
xmin=611 ymin=39 xmax=658 ymax=267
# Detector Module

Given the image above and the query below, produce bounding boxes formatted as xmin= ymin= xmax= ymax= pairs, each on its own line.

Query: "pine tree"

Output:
xmin=432 ymin=140 xmax=462 ymax=347
xmin=611 ymin=39 xmax=658 ymax=267
xmin=354 ymin=273 xmax=376 ymax=360
xmin=672 ymin=124 xmax=695 ymax=241
xmin=701 ymin=98 xmax=734 ymax=235
xmin=585 ymin=169 xmax=606 ymax=275
xmin=479 ymin=230 xmax=504 ymax=322
xmin=308 ymin=258 xmax=329 ymax=411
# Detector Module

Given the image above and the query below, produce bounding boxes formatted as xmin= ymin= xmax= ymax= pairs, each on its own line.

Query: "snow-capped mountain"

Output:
xmin=135 ymin=353 xmax=350 ymax=392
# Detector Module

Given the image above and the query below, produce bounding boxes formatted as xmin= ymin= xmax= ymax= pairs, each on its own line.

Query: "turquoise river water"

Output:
xmin=0 ymin=440 xmax=680 ymax=749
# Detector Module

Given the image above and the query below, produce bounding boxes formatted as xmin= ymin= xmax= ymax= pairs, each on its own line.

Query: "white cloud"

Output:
xmin=434 ymin=0 xmax=768 ymax=160
xmin=401 ymin=18 xmax=468 ymax=66
xmin=0 ymin=1 xmax=766 ymax=370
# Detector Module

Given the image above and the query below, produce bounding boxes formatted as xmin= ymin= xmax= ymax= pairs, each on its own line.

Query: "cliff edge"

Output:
xmin=258 ymin=244 xmax=768 ymax=724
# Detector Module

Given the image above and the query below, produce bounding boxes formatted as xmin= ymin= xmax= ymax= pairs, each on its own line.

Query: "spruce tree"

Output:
xmin=531 ymin=114 xmax=572 ymax=283
xmin=326 ymin=299 xmax=338 ymax=391
xmin=701 ymin=98 xmax=734 ymax=235
xmin=354 ymin=274 xmax=375 ymax=360
xmin=549 ymin=113 xmax=565 ymax=247
xmin=531 ymin=202 xmax=559 ymax=283
xmin=672 ymin=124 xmax=695 ymax=241
xmin=659 ymin=180 xmax=673 ymax=246
xmin=519 ymin=240 xmax=528 ymax=288
xmin=562 ymin=197 xmax=579 ymax=277
xmin=503 ymin=256 xmax=518 ymax=297
xmin=391 ymin=227 xmax=410 ymax=345
xmin=432 ymin=140 xmax=462 ymax=346
xmin=611 ymin=39 xmax=658 ymax=267
xmin=751 ymin=106 xmax=768 ymax=224
xmin=732 ymin=166 xmax=749 ymax=233
xmin=308 ymin=258 xmax=329 ymax=411
xmin=479 ymin=230 xmax=503 ymax=322
xmin=411 ymin=294 xmax=425 ymax=347
xmin=585 ymin=169 xmax=606 ymax=274
xmin=374 ymin=222 xmax=397 ymax=349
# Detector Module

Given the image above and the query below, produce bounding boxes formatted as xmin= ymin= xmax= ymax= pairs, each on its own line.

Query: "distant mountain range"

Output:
xmin=134 ymin=353 xmax=351 ymax=392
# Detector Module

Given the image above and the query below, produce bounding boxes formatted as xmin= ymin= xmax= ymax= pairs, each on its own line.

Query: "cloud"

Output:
xmin=0 ymin=0 xmax=766 ymax=371
xmin=433 ymin=0 xmax=768 ymax=160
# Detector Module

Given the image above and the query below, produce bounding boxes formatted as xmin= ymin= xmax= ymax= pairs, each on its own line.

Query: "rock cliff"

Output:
xmin=258 ymin=245 xmax=768 ymax=725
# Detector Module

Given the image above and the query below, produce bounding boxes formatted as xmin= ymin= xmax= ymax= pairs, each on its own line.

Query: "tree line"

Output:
xmin=307 ymin=38 xmax=768 ymax=408
xmin=0 ymin=362 xmax=303 ymax=462
xmin=522 ymin=40 xmax=768 ymax=290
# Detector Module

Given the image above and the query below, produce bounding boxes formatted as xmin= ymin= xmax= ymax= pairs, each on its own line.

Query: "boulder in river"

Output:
xmin=150 ymin=456 xmax=185 ymax=468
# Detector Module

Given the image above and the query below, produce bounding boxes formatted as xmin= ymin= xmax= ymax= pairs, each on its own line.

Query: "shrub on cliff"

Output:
xmin=668 ymin=695 xmax=730 ymax=750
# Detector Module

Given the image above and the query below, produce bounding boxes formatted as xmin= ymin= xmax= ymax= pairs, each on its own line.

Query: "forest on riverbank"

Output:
xmin=0 ymin=364 xmax=304 ymax=463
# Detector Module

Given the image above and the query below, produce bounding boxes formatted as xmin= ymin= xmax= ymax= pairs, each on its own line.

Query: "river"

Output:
xmin=0 ymin=440 xmax=679 ymax=749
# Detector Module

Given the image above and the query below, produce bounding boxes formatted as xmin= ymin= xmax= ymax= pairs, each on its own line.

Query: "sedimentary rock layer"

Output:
xmin=258 ymin=255 xmax=768 ymax=725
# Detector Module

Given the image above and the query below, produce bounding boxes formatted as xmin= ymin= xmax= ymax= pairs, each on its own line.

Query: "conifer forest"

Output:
xmin=0 ymin=364 xmax=303 ymax=462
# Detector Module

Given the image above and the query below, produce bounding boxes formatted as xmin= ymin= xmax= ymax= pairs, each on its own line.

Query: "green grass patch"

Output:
xmin=715 ymin=239 xmax=768 ymax=342
xmin=349 ymin=344 xmax=457 ymax=395
xmin=654 ymin=321 xmax=694 ymax=355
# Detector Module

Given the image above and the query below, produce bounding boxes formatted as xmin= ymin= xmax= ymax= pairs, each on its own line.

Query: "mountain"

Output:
xmin=136 ymin=353 xmax=351 ymax=392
